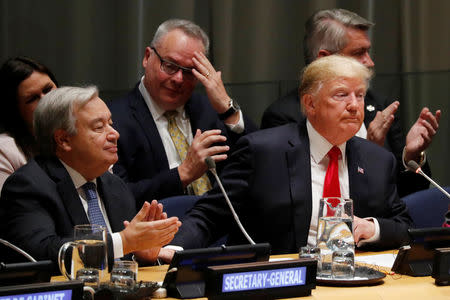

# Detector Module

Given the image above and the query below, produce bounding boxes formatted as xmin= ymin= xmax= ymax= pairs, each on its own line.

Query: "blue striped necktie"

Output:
xmin=82 ymin=182 xmax=108 ymax=230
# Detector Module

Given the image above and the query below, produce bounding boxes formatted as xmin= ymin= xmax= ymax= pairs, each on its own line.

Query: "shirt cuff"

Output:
xmin=112 ymin=232 xmax=124 ymax=259
xmin=164 ymin=245 xmax=184 ymax=251
xmin=356 ymin=217 xmax=380 ymax=247
xmin=225 ymin=110 xmax=244 ymax=134
xmin=402 ymin=147 xmax=426 ymax=170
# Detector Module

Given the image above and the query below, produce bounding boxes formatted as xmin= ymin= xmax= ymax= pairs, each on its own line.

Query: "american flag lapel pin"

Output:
xmin=358 ymin=166 xmax=364 ymax=174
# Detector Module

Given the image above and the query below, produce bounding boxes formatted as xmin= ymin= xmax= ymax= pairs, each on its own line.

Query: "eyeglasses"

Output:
xmin=151 ymin=47 xmax=195 ymax=80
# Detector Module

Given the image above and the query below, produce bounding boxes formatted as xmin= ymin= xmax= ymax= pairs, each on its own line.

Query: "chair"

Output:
xmin=402 ymin=187 xmax=450 ymax=228
xmin=158 ymin=195 xmax=200 ymax=218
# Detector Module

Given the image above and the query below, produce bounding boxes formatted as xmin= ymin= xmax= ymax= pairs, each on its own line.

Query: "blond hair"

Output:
xmin=300 ymin=54 xmax=372 ymax=97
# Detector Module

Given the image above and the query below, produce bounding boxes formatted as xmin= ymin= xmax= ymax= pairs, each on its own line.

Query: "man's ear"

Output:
xmin=302 ymin=94 xmax=316 ymax=116
xmin=142 ymin=47 xmax=152 ymax=68
xmin=54 ymin=129 xmax=72 ymax=152
xmin=317 ymin=49 xmax=332 ymax=59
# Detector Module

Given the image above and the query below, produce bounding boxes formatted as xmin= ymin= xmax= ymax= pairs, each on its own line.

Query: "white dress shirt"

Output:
xmin=60 ymin=160 xmax=124 ymax=259
xmin=306 ymin=121 xmax=380 ymax=247
xmin=138 ymin=77 xmax=245 ymax=170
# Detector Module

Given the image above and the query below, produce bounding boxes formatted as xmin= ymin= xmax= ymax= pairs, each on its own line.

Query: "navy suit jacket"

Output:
xmin=260 ymin=88 xmax=431 ymax=197
xmin=108 ymin=84 xmax=257 ymax=206
xmin=171 ymin=121 xmax=413 ymax=254
xmin=0 ymin=156 xmax=136 ymax=268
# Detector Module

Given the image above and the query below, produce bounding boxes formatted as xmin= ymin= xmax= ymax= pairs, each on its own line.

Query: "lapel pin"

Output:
xmin=358 ymin=166 xmax=364 ymax=174
xmin=366 ymin=105 xmax=375 ymax=112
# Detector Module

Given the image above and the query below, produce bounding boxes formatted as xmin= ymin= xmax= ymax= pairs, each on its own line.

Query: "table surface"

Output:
xmin=53 ymin=251 xmax=450 ymax=299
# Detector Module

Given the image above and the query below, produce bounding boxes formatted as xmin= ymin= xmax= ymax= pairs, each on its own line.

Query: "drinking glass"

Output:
xmin=110 ymin=260 xmax=138 ymax=291
xmin=316 ymin=197 xmax=354 ymax=278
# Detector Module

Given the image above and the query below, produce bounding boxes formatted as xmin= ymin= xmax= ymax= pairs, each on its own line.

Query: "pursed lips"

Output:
xmin=105 ymin=145 xmax=118 ymax=152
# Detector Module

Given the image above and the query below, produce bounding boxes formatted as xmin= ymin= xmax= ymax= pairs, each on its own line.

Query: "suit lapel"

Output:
xmin=346 ymin=137 xmax=369 ymax=214
xmin=43 ymin=157 xmax=89 ymax=226
xmin=286 ymin=122 xmax=312 ymax=249
xmin=129 ymin=86 xmax=170 ymax=169
xmin=185 ymin=95 xmax=207 ymax=134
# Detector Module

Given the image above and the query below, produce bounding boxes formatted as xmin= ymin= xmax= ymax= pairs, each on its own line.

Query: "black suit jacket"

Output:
xmin=171 ymin=121 xmax=413 ymax=254
xmin=108 ymin=84 xmax=257 ymax=206
xmin=0 ymin=156 xmax=136 ymax=268
xmin=260 ymin=88 xmax=430 ymax=197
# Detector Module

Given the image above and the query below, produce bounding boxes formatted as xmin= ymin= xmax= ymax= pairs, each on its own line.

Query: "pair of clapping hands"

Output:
xmin=120 ymin=200 xmax=181 ymax=263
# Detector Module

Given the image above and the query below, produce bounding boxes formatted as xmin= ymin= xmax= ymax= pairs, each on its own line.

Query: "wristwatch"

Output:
xmin=218 ymin=98 xmax=240 ymax=120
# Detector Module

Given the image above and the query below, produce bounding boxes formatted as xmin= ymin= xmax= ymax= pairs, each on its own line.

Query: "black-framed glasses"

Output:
xmin=151 ymin=47 xmax=195 ymax=79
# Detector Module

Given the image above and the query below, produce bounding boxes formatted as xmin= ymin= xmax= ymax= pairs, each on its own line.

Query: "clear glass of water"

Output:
xmin=110 ymin=260 xmax=138 ymax=291
xmin=76 ymin=268 xmax=99 ymax=288
xmin=316 ymin=198 xmax=354 ymax=278
xmin=299 ymin=245 xmax=322 ymax=272
xmin=331 ymin=250 xmax=355 ymax=279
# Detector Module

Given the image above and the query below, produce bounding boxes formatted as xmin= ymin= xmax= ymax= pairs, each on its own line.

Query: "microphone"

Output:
xmin=0 ymin=238 xmax=36 ymax=262
xmin=407 ymin=160 xmax=450 ymax=199
xmin=205 ymin=157 xmax=255 ymax=245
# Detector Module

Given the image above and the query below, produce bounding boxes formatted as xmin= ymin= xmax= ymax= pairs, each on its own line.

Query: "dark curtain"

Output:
xmin=1 ymin=0 xmax=448 ymax=185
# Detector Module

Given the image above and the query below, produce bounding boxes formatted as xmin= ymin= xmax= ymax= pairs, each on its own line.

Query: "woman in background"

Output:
xmin=0 ymin=56 xmax=58 ymax=190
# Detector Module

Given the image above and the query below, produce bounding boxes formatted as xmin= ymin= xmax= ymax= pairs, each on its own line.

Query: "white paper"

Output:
xmin=355 ymin=253 xmax=397 ymax=268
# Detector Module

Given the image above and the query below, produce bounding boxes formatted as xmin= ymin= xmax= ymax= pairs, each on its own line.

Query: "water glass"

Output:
xmin=110 ymin=260 xmax=138 ymax=291
xmin=299 ymin=245 xmax=321 ymax=272
xmin=331 ymin=250 xmax=355 ymax=279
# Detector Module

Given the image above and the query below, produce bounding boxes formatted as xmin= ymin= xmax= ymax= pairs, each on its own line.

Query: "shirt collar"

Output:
xmin=59 ymin=159 xmax=97 ymax=189
xmin=139 ymin=77 xmax=186 ymax=121
xmin=306 ymin=120 xmax=346 ymax=165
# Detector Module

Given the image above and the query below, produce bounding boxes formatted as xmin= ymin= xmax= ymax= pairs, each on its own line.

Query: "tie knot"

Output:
xmin=328 ymin=146 xmax=341 ymax=160
xmin=164 ymin=110 xmax=178 ymax=121
xmin=82 ymin=182 xmax=97 ymax=200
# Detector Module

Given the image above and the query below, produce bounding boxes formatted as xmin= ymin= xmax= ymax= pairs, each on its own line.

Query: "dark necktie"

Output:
xmin=82 ymin=182 xmax=108 ymax=230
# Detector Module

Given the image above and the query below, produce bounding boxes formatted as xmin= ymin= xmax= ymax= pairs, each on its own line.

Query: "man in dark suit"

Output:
xmin=108 ymin=19 xmax=256 ymax=206
xmin=260 ymin=8 xmax=440 ymax=197
xmin=0 ymin=86 xmax=181 ymax=267
xmin=165 ymin=55 xmax=413 ymax=256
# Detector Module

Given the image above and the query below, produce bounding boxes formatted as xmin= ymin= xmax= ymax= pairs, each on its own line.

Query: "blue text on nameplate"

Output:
xmin=222 ymin=266 xmax=306 ymax=292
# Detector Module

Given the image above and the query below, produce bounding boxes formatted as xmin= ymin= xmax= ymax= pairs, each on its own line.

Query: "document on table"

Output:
xmin=355 ymin=253 xmax=397 ymax=268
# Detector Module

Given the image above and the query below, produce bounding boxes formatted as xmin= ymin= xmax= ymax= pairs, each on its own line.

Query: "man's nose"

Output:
xmin=108 ymin=125 xmax=120 ymax=141
xmin=171 ymin=69 xmax=184 ymax=82
xmin=347 ymin=93 xmax=359 ymax=110
xmin=362 ymin=52 xmax=375 ymax=68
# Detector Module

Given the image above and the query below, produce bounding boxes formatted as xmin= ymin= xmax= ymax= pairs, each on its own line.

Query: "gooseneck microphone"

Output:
xmin=0 ymin=238 xmax=36 ymax=262
xmin=205 ymin=157 xmax=255 ymax=245
xmin=407 ymin=160 xmax=450 ymax=199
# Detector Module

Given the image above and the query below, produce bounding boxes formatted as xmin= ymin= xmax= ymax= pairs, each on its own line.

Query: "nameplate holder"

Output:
xmin=205 ymin=258 xmax=317 ymax=300
xmin=163 ymin=243 xmax=271 ymax=298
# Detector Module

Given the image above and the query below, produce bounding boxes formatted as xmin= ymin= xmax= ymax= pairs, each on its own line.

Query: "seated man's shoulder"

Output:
xmin=243 ymin=123 xmax=299 ymax=145
xmin=2 ymin=158 xmax=54 ymax=194
xmin=261 ymin=88 xmax=303 ymax=128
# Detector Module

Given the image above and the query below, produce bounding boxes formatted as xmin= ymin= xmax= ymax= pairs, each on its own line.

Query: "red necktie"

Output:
xmin=323 ymin=146 xmax=341 ymax=198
